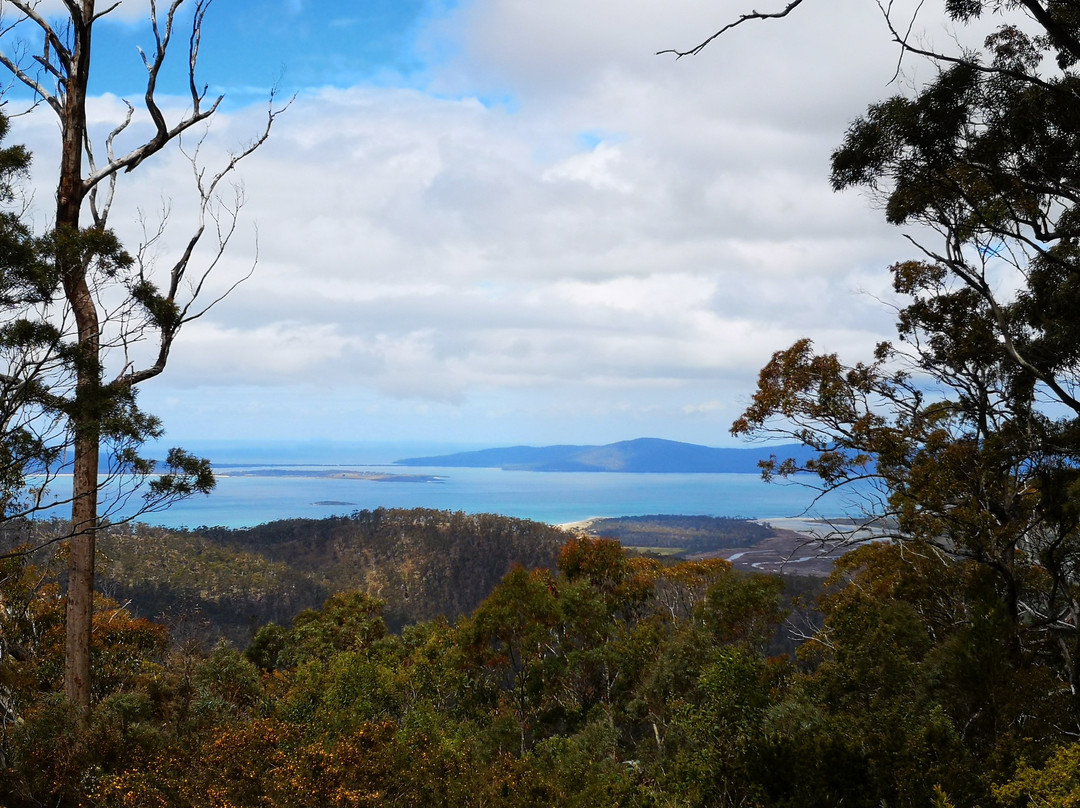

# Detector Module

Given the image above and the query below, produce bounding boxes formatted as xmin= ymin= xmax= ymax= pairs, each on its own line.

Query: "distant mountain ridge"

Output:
xmin=395 ymin=438 xmax=818 ymax=473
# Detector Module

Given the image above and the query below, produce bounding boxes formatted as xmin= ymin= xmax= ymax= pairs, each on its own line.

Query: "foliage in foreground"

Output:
xmin=2 ymin=535 xmax=1080 ymax=807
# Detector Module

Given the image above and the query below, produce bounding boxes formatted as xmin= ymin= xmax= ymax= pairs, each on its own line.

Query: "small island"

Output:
xmin=218 ymin=468 xmax=443 ymax=483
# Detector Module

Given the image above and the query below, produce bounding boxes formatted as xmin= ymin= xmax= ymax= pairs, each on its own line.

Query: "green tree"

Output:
xmin=994 ymin=742 xmax=1080 ymax=808
xmin=0 ymin=1 xmax=283 ymax=722
xmin=463 ymin=565 xmax=564 ymax=753
xmin=669 ymin=0 xmax=1080 ymax=721
xmin=270 ymin=590 xmax=389 ymax=669
xmin=0 ymin=111 xmax=63 ymax=524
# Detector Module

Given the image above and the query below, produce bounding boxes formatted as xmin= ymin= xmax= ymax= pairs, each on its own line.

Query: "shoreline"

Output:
xmin=564 ymin=515 xmax=892 ymax=576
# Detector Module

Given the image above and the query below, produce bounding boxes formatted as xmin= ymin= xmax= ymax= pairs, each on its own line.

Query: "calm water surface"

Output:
xmin=82 ymin=464 xmax=877 ymax=529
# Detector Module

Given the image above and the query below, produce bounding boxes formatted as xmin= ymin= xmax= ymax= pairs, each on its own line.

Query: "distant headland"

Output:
xmin=395 ymin=437 xmax=816 ymax=473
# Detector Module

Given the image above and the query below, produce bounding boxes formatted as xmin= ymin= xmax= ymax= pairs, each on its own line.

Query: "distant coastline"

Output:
xmin=396 ymin=437 xmax=817 ymax=474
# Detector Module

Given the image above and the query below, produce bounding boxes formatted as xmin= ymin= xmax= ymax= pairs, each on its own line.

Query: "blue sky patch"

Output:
xmin=72 ymin=0 xmax=458 ymax=100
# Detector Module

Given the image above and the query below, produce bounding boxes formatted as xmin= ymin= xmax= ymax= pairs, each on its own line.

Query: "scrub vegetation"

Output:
xmin=2 ymin=529 xmax=1078 ymax=807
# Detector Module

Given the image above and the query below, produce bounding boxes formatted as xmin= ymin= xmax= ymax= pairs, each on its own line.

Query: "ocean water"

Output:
xmin=26 ymin=442 xmax=880 ymax=529
xmin=64 ymin=464 xmax=875 ymax=530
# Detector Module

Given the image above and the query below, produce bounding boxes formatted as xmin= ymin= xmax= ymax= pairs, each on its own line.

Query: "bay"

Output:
xmin=26 ymin=442 xmax=879 ymax=529
xmin=84 ymin=465 xmax=873 ymax=529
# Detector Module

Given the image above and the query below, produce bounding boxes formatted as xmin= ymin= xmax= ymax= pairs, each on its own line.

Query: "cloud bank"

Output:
xmin=14 ymin=0 xmax=936 ymax=445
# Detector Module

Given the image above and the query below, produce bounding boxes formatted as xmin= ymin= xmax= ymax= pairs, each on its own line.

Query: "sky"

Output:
xmin=2 ymin=0 xmax=967 ymax=449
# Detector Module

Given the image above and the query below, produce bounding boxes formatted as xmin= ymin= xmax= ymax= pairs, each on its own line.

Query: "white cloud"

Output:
xmin=542 ymin=141 xmax=634 ymax=192
xmin=11 ymin=0 xmax=953 ymax=444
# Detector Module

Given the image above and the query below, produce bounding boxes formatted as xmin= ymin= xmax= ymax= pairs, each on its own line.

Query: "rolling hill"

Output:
xmin=395 ymin=437 xmax=817 ymax=473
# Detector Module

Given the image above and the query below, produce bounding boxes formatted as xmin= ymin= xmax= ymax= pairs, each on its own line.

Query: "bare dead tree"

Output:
xmin=0 ymin=0 xmax=285 ymax=723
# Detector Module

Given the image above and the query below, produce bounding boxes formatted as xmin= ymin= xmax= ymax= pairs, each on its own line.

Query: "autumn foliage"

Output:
xmin=2 ymin=530 xmax=1079 ymax=807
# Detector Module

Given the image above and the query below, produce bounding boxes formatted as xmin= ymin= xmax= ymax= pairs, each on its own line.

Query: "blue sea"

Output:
xmin=32 ymin=442 xmax=880 ymax=530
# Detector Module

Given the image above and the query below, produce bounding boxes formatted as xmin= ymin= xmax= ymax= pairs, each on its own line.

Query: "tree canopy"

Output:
xmin=690 ymin=0 xmax=1080 ymax=695
xmin=3 ymin=526 xmax=1076 ymax=807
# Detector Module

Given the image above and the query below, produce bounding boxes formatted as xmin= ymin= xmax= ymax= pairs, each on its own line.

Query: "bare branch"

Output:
xmin=114 ymin=90 xmax=287 ymax=389
xmin=3 ymin=1 xmax=73 ymax=74
xmin=188 ymin=0 xmax=211 ymax=108
xmin=881 ymin=0 xmax=927 ymax=84
xmin=0 ymin=50 xmax=61 ymax=115
xmin=89 ymin=1 xmax=124 ymax=23
xmin=78 ymin=1 xmax=218 ymax=188
xmin=0 ymin=9 xmax=67 ymax=116
xmin=181 ymin=221 xmax=257 ymax=324
xmin=657 ymin=0 xmax=808 ymax=58
xmin=86 ymin=100 xmax=135 ymax=227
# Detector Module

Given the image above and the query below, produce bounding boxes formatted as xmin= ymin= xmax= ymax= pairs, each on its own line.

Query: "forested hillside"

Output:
xmin=396 ymin=438 xmax=819 ymax=472
xmin=95 ymin=525 xmax=326 ymax=646
xmin=3 ymin=534 xmax=1078 ymax=807
xmin=80 ymin=509 xmax=563 ymax=641
xmin=191 ymin=509 xmax=567 ymax=630
xmin=12 ymin=511 xmax=784 ymax=647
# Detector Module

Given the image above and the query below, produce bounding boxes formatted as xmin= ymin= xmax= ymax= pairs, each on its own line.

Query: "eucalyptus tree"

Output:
xmin=0 ymin=0 xmax=283 ymax=721
xmin=0 ymin=110 xmax=56 ymax=522
xmin=668 ymin=2 xmax=1080 ymax=699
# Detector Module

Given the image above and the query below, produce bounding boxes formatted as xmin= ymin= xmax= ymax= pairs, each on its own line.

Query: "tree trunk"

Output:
xmin=59 ymin=3 xmax=98 ymax=725
xmin=64 ymin=422 xmax=98 ymax=723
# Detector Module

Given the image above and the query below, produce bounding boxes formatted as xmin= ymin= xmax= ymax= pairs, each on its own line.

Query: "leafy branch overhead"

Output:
xmin=662 ymin=1 xmax=1080 ymax=699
